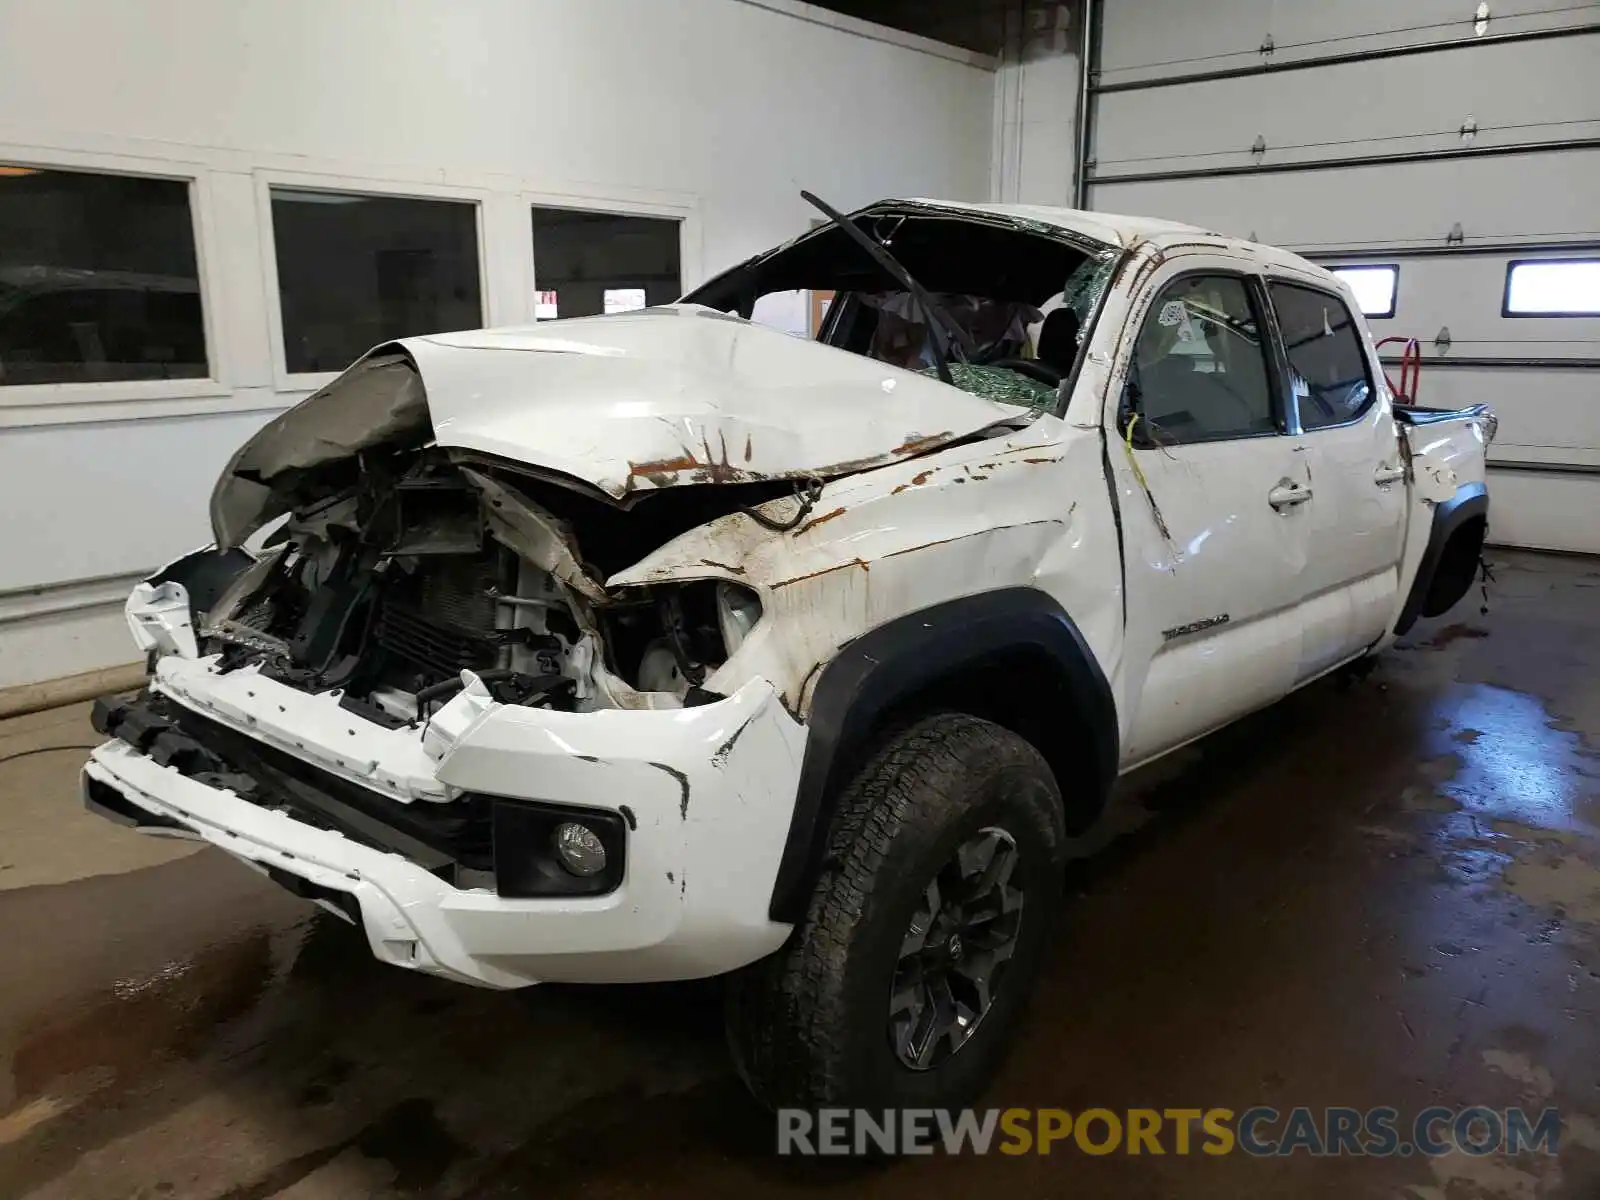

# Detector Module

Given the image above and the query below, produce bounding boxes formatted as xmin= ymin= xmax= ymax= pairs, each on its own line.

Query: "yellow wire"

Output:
xmin=1121 ymin=413 xmax=1174 ymax=545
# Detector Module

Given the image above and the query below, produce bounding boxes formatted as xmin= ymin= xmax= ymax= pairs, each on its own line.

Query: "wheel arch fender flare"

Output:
xmin=767 ymin=587 xmax=1119 ymax=923
xmin=1394 ymin=481 xmax=1489 ymax=637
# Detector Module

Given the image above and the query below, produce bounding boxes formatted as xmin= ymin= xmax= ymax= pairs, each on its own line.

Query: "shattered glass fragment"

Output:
xmin=922 ymin=363 xmax=1057 ymax=409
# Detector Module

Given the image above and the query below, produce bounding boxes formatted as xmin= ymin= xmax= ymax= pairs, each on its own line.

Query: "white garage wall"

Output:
xmin=991 ymin=2 xmax=1081 ymax=206
xmin=0 ymin=0 xmax=997 ymax=691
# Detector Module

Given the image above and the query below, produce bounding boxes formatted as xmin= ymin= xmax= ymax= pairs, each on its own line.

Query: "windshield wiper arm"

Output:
xmin=799 ymin=190 xmax=968 ymax=387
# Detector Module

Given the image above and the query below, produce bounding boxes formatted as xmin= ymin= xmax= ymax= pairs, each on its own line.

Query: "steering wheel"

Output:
xmin=984 ymin=357 xmax=1062 ymax=388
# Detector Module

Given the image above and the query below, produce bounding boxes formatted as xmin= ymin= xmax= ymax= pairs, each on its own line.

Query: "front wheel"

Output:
xmin=725 ymin=713 xmax=1065 ymax=1110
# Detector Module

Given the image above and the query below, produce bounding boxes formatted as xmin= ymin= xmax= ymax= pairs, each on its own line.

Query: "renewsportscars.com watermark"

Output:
xmin=777 ymin=1106 xmax=1563 ymax=1158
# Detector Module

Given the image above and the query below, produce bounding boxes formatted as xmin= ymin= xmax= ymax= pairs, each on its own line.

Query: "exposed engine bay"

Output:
xmin=165 ymin=198 xmax=1116 ymax=732
xmin=199 ymin=445 xmax=774 ymax=725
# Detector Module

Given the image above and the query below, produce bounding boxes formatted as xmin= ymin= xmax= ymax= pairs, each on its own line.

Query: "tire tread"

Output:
xmin=726 ymin=713 xmax=1059 ymax=1108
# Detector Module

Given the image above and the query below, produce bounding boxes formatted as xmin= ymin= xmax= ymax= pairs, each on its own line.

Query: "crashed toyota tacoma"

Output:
xmin=84 ymin=195 xmax=1494 ymax=1110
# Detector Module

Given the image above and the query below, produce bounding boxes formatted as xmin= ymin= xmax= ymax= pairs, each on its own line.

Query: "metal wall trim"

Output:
xmin=1074 ymin=0 xmax=1103 ymax=210
xmin=1092 ymin=22 xmax=1600 ymax=95
xmin=1302 ymin=238 xmax=1600 ymax=261
xmin=1488 ymin=460 xmax=1600 ymax=476
xmin=1379 ymin=356 xmax=1600 ymax=370
xmin=1088 ymin=136 xmax=1600 ymax=187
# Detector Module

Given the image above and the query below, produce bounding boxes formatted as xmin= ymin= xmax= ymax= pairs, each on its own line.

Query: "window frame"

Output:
xmin=1501 ymin=256 xmax=1600 ymax=318
xmin=1328 ymin=263 xmax=1399 ymax=320
xmin=255 ymin=169 xmax=493 ymax=392
xmin=1263 ymin=277 xmax=1379 ymax=436
xmin=0 ymin=146 xmax=227 ymax=412
xmin=525 ymin=189 xmax=699 ymax=324
xmin=1124 ymin=268 xmax=1289 ymax=449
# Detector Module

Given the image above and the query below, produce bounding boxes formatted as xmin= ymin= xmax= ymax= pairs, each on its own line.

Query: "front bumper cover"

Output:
xmin=83 ymin=660 xmax=805 ymax=987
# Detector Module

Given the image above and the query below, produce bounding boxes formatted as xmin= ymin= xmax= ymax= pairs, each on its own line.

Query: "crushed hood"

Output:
xmin=212 ymin=305 xmax=1031 ymax=548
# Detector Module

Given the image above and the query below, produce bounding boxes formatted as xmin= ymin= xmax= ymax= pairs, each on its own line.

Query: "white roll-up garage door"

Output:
xmin=1082 ymin=1 xmax=1600 ymax=553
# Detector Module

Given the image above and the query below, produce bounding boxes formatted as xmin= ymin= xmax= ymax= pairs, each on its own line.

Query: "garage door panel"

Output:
xmin=1100 ymin=0 xmax=1592 ymax=86
xmin=1408 ymin=369 xmax=1600 ymax=461
xmin=1100 ymin=0 xmax=1273 ymax=79
xmin=1095 ymin=149 xmax=1600 ymax=247
xmin=1484 ymin=469 xmax=1600 ymax=553
xmin=1093 ymin=1 xmax=1597 ymax=553
xmin=1330 ymin=255 xmax=1600 ymax=355
xmin=1094 ymin=40 xmax=1600 ymax=172
xmin=1378 ymin=336 xmax=1600 ymax=359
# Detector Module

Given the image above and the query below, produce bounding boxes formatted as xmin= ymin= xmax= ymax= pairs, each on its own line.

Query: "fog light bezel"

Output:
xmin=553 ymin=821 xmax=608 ymax=877
xmin=490 ymin=797 xmax=627 ymax=898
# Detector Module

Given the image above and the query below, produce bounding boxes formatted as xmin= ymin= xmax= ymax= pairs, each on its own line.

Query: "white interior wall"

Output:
xmin=0 ymin=0 xmax=997 ymax=690
xmin=991 ymin=4 xmax=1080 ymax=206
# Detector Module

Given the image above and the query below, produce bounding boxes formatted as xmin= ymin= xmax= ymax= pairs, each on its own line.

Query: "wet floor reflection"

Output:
xmin=11 ymin=930 xmax=276 ymax=1107
xmin=1429 ymin=684 xmax=1597 ymax=834
xmin=0 ymin=551 xmax=1597 ymax=1199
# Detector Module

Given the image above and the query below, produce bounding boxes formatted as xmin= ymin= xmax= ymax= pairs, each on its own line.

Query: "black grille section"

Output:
xmin=234 ymin=594 xmax=276 ymax=631
xmin=373 ymin=602 xmax=498 ymax=684
xmin=371 ymin=554 xmax=503 ymax=686
xmin=414 ymin=554 xmax=500 ymax=630
xmin=92 ymin=692 xmax=494 ymax=884
xmin=91 ymin=690 xmax=627 ymax=900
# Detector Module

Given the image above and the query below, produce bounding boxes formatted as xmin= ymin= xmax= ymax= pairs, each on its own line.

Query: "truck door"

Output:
xmin=1265 ymin=279 xmax=1408 ymax=681
xmin=1108 ymin=264 xmax=1314 ymax=766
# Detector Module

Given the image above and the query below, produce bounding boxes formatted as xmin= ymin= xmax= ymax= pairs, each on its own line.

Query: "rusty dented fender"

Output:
xmin=606 ymin=415 xmax=1126 ymax=717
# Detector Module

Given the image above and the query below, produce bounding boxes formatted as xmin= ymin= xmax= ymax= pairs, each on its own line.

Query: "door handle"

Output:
xmin=1374 ymin=464 xmax=1406 ymax=486
xmin=1268 ymin=479 xmax=1314 ymax=511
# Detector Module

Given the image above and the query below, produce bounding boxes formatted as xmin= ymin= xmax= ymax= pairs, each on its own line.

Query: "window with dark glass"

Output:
xmin=531 ymin=207 xmax=681 ymax=321
xmin=271 ymin=188 xmax=482 ymax=374
xmin=0 ymin=166 xmax=206 ymax=386
xmin=1125 ymin=274 xmax=1277 ymax=445
xmin=1270 ymin=283 xmax=1373 ymax=431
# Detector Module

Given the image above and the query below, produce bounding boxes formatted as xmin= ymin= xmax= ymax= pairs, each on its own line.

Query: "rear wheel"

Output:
xmin=725 ymin=713 xmax=1065 ymax=1109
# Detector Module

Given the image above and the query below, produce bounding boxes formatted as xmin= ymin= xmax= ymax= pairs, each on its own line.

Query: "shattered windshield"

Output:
xmin=682 ymin=206 xmax=1122 ymax=411
xmin=846 ymin=253 xmax=1120 ymax=410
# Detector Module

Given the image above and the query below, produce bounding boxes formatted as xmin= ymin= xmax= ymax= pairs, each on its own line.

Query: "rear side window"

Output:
xmin=1270 ymin=283 xmax=1373 ymax=431
xmin=1126 ymin=274 xmax=1278 ymax=445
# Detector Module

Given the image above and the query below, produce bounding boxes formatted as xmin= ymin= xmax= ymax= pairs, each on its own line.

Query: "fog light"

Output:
xmin=553 ymin=822 xmax=607 ymax=876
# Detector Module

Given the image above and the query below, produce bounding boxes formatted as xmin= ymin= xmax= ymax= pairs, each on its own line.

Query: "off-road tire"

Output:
xmin=725 ymin=712 xmax=1065 ymax=1110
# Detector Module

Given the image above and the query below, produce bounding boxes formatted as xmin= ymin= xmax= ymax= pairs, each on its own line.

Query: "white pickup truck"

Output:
xmin=84 ymin=196 xmax=1493 ymax=1112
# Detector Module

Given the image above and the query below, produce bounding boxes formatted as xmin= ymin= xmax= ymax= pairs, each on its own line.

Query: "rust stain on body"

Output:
xmin=631 ymin=453 xmax=701 ymax=476
xmin=628 ymin=451 xmax=763 ymax=489
xmin=627 ymin=425 xmax=961 ymax=494
xmin=880 ymin=519 xmax=1063 ymax=563
xmin=628 ymin=453 xmax=702 ymax=489
xmin=776 ymin=520 xmax=1060 ymax=590
xmin=895 ymin=431 xmax=954 ymax=456
xmin=772 ymin=558 xmax=871 ymax=590
xmin=793 ymin=506 xmax=847 ymax=537
xmin=699 ymin=559 xmax=746 ymax=575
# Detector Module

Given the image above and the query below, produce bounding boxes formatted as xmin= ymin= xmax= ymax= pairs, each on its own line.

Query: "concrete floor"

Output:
xmin=1 ymin=549 xmax=1597 ymax=1199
